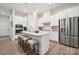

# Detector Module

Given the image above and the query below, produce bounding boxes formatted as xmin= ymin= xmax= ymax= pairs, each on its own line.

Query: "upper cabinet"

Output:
xmin=38 ymin=5 xmax=79 ymax=27
xmin=57 ymin=6 xmax=78 ymax=18
xmin=15 ymin=16 xmax=27 ymax=26
xmin=65 ymin=6 xmax=78 ymax=17
xmin=49 ymin=6 xmax=79 ymax=26
xmin=77 ymin=5 xmax=79 ymax=16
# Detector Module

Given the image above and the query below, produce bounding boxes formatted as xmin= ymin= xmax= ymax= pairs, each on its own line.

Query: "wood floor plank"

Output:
xmin=48 ymin=41 xmax=79 ymax=55
xmin=0 ymin=37 xmax=79 ymax=55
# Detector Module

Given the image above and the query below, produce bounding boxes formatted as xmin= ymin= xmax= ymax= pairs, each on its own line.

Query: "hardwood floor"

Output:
xmin=48 ymin=41 xmax=79 ymax=55
xmin=0 ymin=37 xmax=79 ymax=55
xmin=0 ymin=39 xmax=26 ymax=55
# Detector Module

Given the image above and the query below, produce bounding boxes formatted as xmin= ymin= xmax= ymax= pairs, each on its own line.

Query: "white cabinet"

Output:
xmin=50 ymin=14 xmax=59 ymax=26
xmin=15 ymin=16 xmax=26 ymax=26
xmin=64 ymin=6 xmax=78 ymax=17
xmin=77 ymin=5 xmax=79 ymax=16
xmin=49 ymin=31 xmax=58 ymax=42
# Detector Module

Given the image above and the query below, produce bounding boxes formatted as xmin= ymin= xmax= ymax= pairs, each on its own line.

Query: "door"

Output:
xmin=73 ymin=17 xmax=78 ymax=36
xmin=70 ymin=18 xmax=74 ymax=36
xmin=65 ymin=36 xmax=70 ymax=45
xmin=0 ymin=15 xmax=10 ymax=36
xmin=60 ymin=19 xmax=65 ymax=35
xmin=60 ymin=35 xmax=63 ymax=44
xmin=60 ymin=35 xmax=65 ymax=44
xmin=70 ymin=36 xmax=74 ymax=47
xmin=73 ymin=37 xmax=78 ymax=48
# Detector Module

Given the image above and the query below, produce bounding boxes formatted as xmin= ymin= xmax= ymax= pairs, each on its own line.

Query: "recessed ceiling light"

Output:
xmin=48 ymin=3 xmax=52 ymax=5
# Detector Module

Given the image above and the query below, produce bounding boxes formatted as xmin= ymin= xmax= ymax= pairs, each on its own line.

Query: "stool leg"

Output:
xmin=33 ymin=43 xmax=39 ymax=55
xmin=26 ymin=44 xmax=34 ymax=55
xmin=23 ymin=42 xmax=28 ymax=53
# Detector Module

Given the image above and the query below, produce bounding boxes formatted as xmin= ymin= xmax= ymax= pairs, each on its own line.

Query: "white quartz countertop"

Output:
xmin=22 ymin=31 xmax=50 ymax=36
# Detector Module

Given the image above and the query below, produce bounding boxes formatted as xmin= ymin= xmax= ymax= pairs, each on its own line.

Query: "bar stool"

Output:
xmin=26 ymin=39 xmax=39 ymax=55
xmin=18 ymin=35 xmax=24 ymax=47
xmin=21 ymin=36 xmax=31 ymax=52
xmin=18 ymin=36 xmax=22 ymax=46
xmin=18 ymin=35 xmax=31 ymax=52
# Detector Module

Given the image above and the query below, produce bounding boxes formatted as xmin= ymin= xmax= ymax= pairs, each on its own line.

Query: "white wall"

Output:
xmin=27 ymin=14 xmax=36 ymax=31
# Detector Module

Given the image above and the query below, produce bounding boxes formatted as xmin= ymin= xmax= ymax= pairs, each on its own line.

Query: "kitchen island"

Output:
xmin=22 ymin=31 xmax=50 ymax=55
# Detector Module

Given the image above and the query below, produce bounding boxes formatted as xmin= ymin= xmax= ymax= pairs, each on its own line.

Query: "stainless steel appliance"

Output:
xmin=59 ymin=17 xmax=79 ymax=48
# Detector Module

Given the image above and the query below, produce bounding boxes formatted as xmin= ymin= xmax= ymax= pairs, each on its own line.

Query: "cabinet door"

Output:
xmin=73 ymin=37 xmax=78 ymax=48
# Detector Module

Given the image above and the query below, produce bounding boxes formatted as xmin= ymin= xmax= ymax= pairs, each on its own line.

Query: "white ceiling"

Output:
xmin=0 ymin=3 xmax=49 ymax=14
xmin=0 ymin=3 xmax=78 ymax=15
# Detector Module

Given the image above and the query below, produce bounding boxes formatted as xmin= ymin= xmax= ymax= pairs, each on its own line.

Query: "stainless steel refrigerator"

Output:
xmin=59 ymin=17 xmax=79 ymax=48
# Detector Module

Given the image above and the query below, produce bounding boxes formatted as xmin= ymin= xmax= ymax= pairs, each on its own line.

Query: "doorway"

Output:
xmin=0 ymin=14 xmax=10 ymax=41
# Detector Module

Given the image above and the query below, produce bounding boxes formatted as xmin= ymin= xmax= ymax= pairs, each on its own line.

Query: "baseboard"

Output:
xmin=0 ymin=36 xmax=10 ymax=37
xmin=49 ymin=40 xmax=59 ymax=43
xmin=0 ymin=36 xmax=11 ymax=41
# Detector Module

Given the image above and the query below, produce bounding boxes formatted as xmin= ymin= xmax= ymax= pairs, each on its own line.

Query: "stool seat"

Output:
xmin=27 ymin=40 xmax=38 ymax=49
xmin=22 ymin=37 xmax=29 ymax=41
xmin=26 ymin=39 xmax=39 ymax=55
xmin=18 ymin=35 xmax=31 ymax=52
xmin=18 ymin=35 xmax=30 ymax=41
xmin=18 ymin=35 xmax=24 ymax=39
xmin=18 ymin=35 xmax=30 ymax=46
